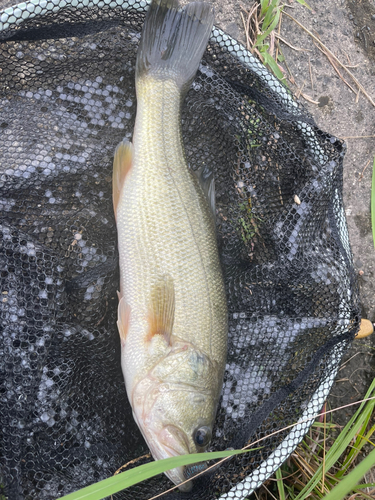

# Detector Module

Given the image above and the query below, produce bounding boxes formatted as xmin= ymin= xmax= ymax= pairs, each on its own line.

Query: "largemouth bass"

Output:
xmin=113 ymin=0 xmax=228 ymax=491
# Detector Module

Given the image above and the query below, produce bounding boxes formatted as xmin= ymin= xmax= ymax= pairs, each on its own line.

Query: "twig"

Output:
xmin=341 ymin=135 xmax=375 ymax=139
xmin=300 ymin=93 xmax=319 ymax=105
xmin=275 ymin=33 xmax=311 ymax=52
xmin=240 ymin=11 xmax=250 ymax=50
xmin=321 ymin=402 xmax=327 ymax=493
xmin=308 ymin=56 xmax=314 ymax=91
xmin=269 ymin=30 xmax=275 ymax=58
xmin=358 ymin=159 xmax=371 ymax=181
xmin=283 ymin=11 xmax=375 ymax=107
xmin=240 ymin=3 xmax=259 ymax=50
xmin=275 ymin=9 xmax=282 ymax=64
xmin=261 ymin=483 xmax=279 ymax=500
xmin=313 ymin=41 xmax=357 ymax=95
xmin=295 ymin=79 xmax=306 ymax=99
xmin=113 ymin=453 xmax=151 ymax=475
xmin=284 ymin=58 xmax=296 ymax=84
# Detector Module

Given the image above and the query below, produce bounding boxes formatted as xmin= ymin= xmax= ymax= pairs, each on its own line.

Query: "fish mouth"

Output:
xmin=132 ymin=408 xmax=201 ymax=491
xmin=143 ymin=424 xmax=194 ymax=491
xmin=158 ymin=425 xmax=190 ymax=457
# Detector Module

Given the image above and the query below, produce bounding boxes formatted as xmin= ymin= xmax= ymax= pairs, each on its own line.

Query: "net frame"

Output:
xmin=0 ymin=1 xmax=359 ymax=499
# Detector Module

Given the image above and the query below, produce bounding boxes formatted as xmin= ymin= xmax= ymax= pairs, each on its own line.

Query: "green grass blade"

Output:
xmin=275 ymin=467 xmax=286 ymax=500
xmin=262 ymin=0 xmax=279 ymax=31
xmin=261 ymin=51 xmax=285 ymax=81
xmin=335 ymin=403 xmax=375 ymax=479
xmin=295 ymin=0 xmax=312 ymax=9
xmin=293 ymin=378 xmax=375 ymax=500
xmin=260 ymin=0 xmax=270 ymax=18
xmin=371 ymin=156 xmax=375 ymax=248
xmin=363 ymin=422 xmax=375 ymax=446
xmin=58 ymin=448 xmax=254 ymax=500
xmin=255 ymin=9 xmax=281 ymax=46
xmin=321 ymin=447 xmax=375 ymax=500
xmin=352 ymin=483 xmax=375 ymax=490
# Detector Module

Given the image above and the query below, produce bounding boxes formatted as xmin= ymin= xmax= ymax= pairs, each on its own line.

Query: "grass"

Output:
xmin=55 ymin=380 xmax=375 ymax=500
xmin=240 ymin=0 xmax=311 ymax=83
xmin=254 ymin=377 xmax=375 ymax=500
xmin=57 ymin=448 xmax=257 ymax=500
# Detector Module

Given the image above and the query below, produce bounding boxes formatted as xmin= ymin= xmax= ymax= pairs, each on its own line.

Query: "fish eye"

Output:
xmin=193 ymin=426 xmax=212 ymax=447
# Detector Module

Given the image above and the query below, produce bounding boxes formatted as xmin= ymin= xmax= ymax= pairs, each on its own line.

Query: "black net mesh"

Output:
xmin=0 ymin=1 xmax=360 ymax=499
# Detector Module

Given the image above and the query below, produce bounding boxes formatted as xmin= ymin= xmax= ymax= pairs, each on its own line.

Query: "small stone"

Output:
xmin=318 ymin=96 xmax=330 ymax=107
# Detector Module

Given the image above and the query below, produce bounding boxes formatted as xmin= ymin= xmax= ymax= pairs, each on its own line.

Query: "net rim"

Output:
xmin=0 ymin=1 xmax=351 ymax=498
xmin=0 ymin=0 xmax=297 ymax=109
xmin=219 ymin=350 xmax=343 ymax=498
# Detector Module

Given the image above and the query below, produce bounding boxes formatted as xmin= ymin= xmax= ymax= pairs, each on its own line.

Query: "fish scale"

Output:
xmin=113 ymin=0 xmax=227 ymax=491
xmin=117 ymin=77 xmax=226 ymax=378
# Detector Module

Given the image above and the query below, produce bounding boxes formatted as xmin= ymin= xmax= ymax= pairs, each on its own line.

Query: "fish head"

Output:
xmin=134 ymin=388 xmax=214 ymax=491
xmin=131 ymin=346 xmax=220 ymax=491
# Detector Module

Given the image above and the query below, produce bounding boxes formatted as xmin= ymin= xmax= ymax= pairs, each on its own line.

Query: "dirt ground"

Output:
xmin=1 ymin=0 xmax=374 ymax=468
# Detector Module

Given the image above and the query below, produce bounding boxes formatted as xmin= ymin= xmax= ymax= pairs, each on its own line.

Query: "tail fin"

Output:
xmin=136 ymin=0 xmax=214 ymax=91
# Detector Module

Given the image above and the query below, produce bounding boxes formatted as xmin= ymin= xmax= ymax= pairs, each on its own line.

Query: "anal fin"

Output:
xmin=117 ymin=296 xmax=131 ymax=347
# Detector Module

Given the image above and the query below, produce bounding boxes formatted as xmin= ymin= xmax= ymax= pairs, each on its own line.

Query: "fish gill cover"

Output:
xmin=0 ymin=1 xmax=360 ymax=499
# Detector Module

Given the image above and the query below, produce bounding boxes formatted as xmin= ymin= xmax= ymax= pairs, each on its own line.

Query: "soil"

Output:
xmin=348 ymin=0 xmax=375 ymax=62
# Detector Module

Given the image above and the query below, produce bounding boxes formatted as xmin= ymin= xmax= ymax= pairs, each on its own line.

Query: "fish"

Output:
xmin=113 ymin=0 xmax=228 ymax=492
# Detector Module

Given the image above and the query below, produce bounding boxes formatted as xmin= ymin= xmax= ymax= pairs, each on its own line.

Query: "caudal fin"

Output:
xmin=136 ymin=0 xmax=214 ymax=91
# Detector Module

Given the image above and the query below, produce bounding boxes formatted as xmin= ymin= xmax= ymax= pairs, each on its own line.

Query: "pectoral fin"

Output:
xmin=195 ymin=165 xmax=216 ymax=221
xmin=113 ymin=141 xmax=133 ymax=217
xmin=117 ymin=296 xmax=131 ymax=347
xmin=147 ymin=275 xmax=175 ymax=346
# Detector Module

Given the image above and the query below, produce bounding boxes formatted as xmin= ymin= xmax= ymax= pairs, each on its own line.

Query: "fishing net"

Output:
xmin=0 ymin=1 xmax=360 ymax=499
